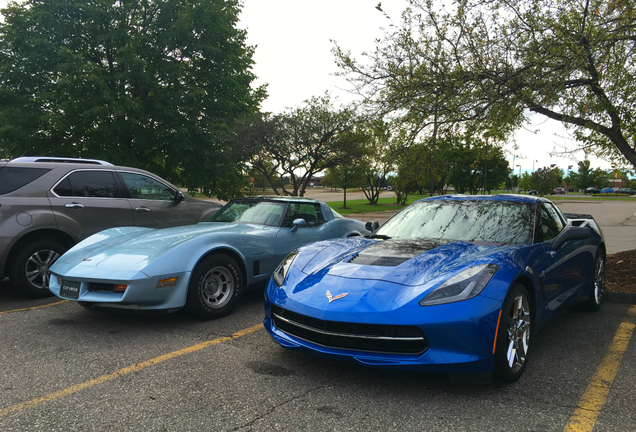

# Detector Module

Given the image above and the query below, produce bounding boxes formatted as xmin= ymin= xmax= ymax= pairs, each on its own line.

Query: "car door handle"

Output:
xmin=135 ymin=207 xmax=151 ymax=212
xmin=65 ymin=203 xmax=84 ymax=209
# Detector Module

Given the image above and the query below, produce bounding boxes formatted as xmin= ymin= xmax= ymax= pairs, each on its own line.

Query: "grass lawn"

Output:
xmin=327 ymin=195 xmax=429 ymax=215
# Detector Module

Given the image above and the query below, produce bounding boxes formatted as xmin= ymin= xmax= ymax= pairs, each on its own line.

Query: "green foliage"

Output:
xmin=336 ymin=0 xmax=636 ymax=168
xmin=530 ymin=168 xmax=560 ymax=195
xmin=519 ymin=172 xmax=532 ymax=191
xmin=0 ymin=0 xmax=264 ymax=200
xmin=569 ymin=160 xmax=610 ymax=190
xmin=438 ymin=137 xmax=510 ymax=194
xmin=239 ymin=95 xmax=367 ymax=197
xmin=324 ymin=163 xmax=365 ymax=208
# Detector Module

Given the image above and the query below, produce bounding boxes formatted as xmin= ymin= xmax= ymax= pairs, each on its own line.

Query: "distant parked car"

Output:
xmin=0 ymin=157 xmax=222 ymax=297
xmin=551 ymin=187 xmax=566 ymax=195
xmin=528 ymin=190 xmax=538 ymax=195
xmin=616 ymin=188 xmax=635 ymax=195
xmin=584 ymin=187 xmax=600 ymax=194
xmin=600 ymin=187 xmax=614 ymax=193
xmin=48 ymin=196 xmax=371 ymax=319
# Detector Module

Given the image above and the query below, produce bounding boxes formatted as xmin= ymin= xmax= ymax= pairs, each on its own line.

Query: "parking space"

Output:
xmin=1 ymin=196 xmax=635 ymax=430
xmin=1 ymin=278 xmax=634 ymax=431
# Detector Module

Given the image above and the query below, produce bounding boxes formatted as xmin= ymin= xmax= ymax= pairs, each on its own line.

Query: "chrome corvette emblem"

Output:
xmin=326 ymin=290 xmax=348 ymax=303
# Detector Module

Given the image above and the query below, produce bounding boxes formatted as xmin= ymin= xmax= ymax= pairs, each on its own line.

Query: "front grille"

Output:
xmin=272 ymin=305 xmax=428 ymax=354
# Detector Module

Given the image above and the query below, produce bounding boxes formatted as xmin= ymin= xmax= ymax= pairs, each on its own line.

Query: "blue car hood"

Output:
xmin=300 ymin=238 xmax=515 ymax=286
xmin=52 ymin=222 xmax=276 ymax=274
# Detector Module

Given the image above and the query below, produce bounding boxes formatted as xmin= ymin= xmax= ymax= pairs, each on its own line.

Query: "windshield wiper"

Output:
xmin=369 ymin=234 xmax=392 ymax=240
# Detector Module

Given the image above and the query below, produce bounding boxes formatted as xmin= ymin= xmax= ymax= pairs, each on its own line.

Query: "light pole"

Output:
xmin=567 ymin=165 xmax=573 ymax=191
xmin=516 ymin=164 xmax=521 ymax=192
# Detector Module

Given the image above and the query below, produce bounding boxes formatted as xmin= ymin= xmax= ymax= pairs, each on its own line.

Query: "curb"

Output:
xmin=605 ymin=291 xmax=636 ymax=304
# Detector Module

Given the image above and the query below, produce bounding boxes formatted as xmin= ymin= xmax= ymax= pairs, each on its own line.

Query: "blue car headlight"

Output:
xmin=419 ymin=264 xmax=499 ymax=306
xmin=273 ymin=250 xmax=299 ymax=287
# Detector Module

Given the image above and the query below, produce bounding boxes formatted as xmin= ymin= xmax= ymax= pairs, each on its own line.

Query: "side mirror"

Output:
xmin=552 ymin=226 xmax=590 ymax=250
xmin=291 ymin=218 xmax=307 ymax=233
xmin=365 ymin=221 xmax=380 ymax=233
xmin=174 ymin=190 xmax=185 ymax=202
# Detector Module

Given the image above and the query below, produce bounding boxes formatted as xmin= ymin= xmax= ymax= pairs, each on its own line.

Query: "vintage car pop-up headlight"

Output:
xmin=273 ymin=250 xmax=299 ymax=287
xmin=419 ymin=264 xmax=499 ymax=306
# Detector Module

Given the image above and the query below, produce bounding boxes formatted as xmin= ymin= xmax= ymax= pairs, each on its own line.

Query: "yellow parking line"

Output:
xmin=629 ymin=305 xmax=636 ymax=317
xmin=0 ymin=300 xmax=68 ymax=315
xmin=0 ymin=323 xmax=264 ymax=418
xmin=563 ymin=321 xmax=635 ymax=432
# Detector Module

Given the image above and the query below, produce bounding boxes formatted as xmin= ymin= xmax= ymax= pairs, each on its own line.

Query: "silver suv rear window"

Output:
xmin=0 ymin=167 xmax=51 ymax=195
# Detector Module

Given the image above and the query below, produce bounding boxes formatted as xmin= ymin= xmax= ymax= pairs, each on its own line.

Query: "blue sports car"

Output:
xmin=49 ymin=196 xmax=370 ymax=319
xmin=264 ymin=195 xmax=606 ymax=381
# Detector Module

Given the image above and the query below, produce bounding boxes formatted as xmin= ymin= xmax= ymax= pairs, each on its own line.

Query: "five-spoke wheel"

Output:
xmin=495 ymin=284 xmax=533 ymax=382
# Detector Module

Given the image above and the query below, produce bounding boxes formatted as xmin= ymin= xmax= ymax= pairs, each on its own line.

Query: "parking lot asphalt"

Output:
xmin=1 ymin=194 xmax=635 ymax=431
xmin=0 ymin=284 xmax=634 ymax=431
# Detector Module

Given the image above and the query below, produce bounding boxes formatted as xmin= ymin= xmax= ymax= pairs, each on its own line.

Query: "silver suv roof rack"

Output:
xmin=9 ymin=156 xmax=113 ymax=165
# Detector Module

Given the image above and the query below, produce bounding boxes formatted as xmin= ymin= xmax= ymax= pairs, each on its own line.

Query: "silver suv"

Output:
xmin=0 ymin=158 xmax=222 ymax=297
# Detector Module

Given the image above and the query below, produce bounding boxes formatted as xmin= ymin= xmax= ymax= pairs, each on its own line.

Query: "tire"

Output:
xmin=582 ymin=250 xmax=605 ymax=312
xmin=185 ymin=254 xmax=243 ymax=320
xmin=494 ymin=284 xmax=533 ymax=382
xmin=9 ymin=240 xmax=68 ymax=298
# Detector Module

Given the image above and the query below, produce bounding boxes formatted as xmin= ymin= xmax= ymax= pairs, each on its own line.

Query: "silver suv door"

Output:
xmin=118 ymin=171 xmax=195 ymax=228
xmin=47 ymin=169 xmax=135 ymax=239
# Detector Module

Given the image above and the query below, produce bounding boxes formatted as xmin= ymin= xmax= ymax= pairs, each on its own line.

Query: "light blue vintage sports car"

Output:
xmin=49 ymin=196 xmax=369 ymax=319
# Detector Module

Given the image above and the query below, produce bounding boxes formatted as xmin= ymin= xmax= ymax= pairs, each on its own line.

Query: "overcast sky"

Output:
xmin=0 ymin=0 xmax=613 ymax=172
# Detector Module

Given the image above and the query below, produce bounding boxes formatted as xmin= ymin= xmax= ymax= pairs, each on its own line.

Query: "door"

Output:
xmin=48 ymin=170 xmax=135 ymax=240
xmin=276 ymin=202 xmax=333 ymax=261
xmin=118 ymin=171 xmax=195 ymax=228
xmin=538 ymin=202 xmax=590 ymax=312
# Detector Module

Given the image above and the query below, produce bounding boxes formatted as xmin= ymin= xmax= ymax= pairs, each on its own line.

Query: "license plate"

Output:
xmin=60 ymin=280 xmax=81 ymax=300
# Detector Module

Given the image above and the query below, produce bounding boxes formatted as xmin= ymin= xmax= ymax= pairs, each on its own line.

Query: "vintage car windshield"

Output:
xmin=208 ymin=201 xmax=286 ymax=226
xmin=375 ymin=200 xmax=534 ymax=245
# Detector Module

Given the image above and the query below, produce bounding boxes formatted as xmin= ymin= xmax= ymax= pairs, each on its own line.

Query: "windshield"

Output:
xmin=375 ymin=200 xmax=534 ymax=245
xmin=208 ymin=201 xmax=286 ymax=226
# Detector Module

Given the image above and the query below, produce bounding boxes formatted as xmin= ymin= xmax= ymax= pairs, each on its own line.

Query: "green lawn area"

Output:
xmin=327 ymin=195 xmax=428 ymax=215
xmin=327 ymin=192 xmax=635 ymax=215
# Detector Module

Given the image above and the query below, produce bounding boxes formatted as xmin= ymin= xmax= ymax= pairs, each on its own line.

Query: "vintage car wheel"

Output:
xmin=582 ymin=250 xmax=605 ymax=312
xmin=494 ymin=284 xmax=533 ymax=382
xmin=185 ymin=254 xmax=243 ymax=320
xmin=10 ymin=240 xmax=67 ymax=298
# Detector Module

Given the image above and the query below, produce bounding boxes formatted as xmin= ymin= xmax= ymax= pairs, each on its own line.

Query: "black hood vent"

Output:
xmin=348 ymin=238 xmax=452 ymax=267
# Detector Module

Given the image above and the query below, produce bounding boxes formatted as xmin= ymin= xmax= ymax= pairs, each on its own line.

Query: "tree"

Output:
xmin=530 ymin=168 xmax=560 ymax=196
xmin=242 ymin=96 xmax=367 ymax=197
xmin=569 ymin=160 xmax=607 ymax=190
xmin=336 ymin=0 xmax=636 ymax=169
xmin=519 ymin=172 xmax=532 ymax=192
xmin=324 ymin=163 xmax=365 ymax=209
xmin=0 ymin=0 xmax=264 ymax=200
xmin=440 ymin=137 xmax=510 ymax=194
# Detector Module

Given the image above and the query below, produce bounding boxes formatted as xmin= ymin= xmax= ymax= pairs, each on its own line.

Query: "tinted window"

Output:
xmin=540 ymin=203 xmax=565 ymax=241
xmin=53 ymin=171 xmax=120 ymax=198
xmin=376 ymin=200 xmax=534 ymax=245
xmin=209 ymin=201 xmax=286 ymax=226
xmin=0 ymin=167 xmax=51 ymax=195
xmin=120 ymin=172 xmax=175 ymax=201
xmin=284 ymin=203 xmax=325 ymax=227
